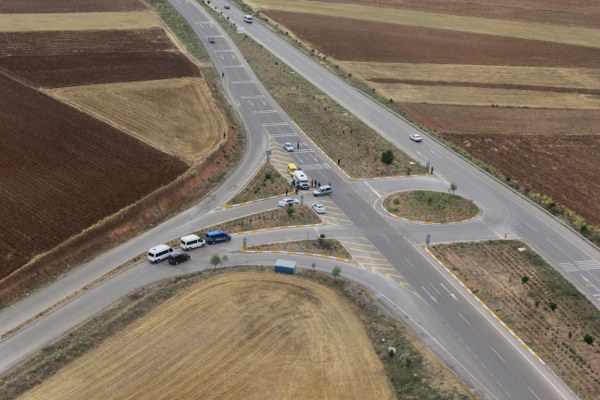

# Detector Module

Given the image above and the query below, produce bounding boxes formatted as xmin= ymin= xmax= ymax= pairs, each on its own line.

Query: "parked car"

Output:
xmin=180 ymin=234 xmax=206 ymax=251
xmin=283 ymin=142 xmax=295 ymax=152
xmin=313 ymin=185 xmax=332 ymax=196
xmin=312 ymin=202 xmax=326 ymax=214
xmin=224 ymin=3 xmax=230 ymax=9
xmin=205 ymin=230 xmax=231 ymax=244
xmin=168 ymin=252 xmax=190 ymax=265
xmin=208 ymin=36 xmax=215 ymax=44
xmin=409 ymin=133 xmax=423 ymax=142
xmin=279 ymin=197 xmax=300 ymax=207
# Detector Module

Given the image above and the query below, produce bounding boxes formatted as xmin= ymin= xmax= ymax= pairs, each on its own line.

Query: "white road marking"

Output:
xmin=491 ymin=346 xmax=506 ymax=364
xmin=528 ymin=386 xmax=542 ymax=400
xmin=440 ymin=283 xmax=458 ymax=301
xmin=458 ymin=312 xmax=472 ymax=327
xmin=421 ymin=286 xmax=438 ymax=304
xmin=365 ymin=182 xmax=381 ymax=198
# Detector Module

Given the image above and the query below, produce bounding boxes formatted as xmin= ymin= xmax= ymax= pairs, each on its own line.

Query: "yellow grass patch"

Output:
xmin=49 ymin=78 xmax=227 ymax=164
xmin=20 ymin=272 xmax=394 ymax=400
xmin=341 ymin=62 xmax=600 ymax=90
xmin=0 ymin=12 xmax=160 ymax=32
xmin=374 ymin=82 xmax=600 ymax=110
xmin=250 ymin=0 xmax=600 ymax=48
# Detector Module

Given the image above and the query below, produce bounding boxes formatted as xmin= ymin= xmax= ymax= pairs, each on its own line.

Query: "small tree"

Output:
xmin=286 ymin=203 xmax=295 ymax=217
xmin=404 ymin=165 xmax=412 ymax=176
xmin=221 ymin=254 xmax=229 ymax=267
xmin=521 ymin=275 xmax=529 ymax=295
xmin=584 ymin=334 xmax=594 ymax=357
xmin=332 ymin=265 xmax=341 ymax=277
xmin=449 ymin=182 xmax=458 ymax=195
xmin=549 ymin=301 xmax=557 ymax=323
xmin=210 ymin=254 xmax=221 ymax=271
xmin=381 ymin=149 xmax=394 ymax=165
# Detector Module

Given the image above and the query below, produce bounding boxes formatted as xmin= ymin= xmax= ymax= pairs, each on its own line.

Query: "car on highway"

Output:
xmin=224 ymin=3 xmax=230 ymax=9
xmin=409 ymin=133 xmax=423 ymax=142
xmin=283 ymin=142 xmax=295 ymax=152
xmin=208 ymin=36 xmax=215 ymax=44
xmin=279 ymin=197 xmax=300 ymax=207
xmin=313 ymin=185 xmax=332 ymax=196
xmin=168 ymin=252 xmax=190 ymax=265
xmin=312 ymin=202 xmax=326 ymax=214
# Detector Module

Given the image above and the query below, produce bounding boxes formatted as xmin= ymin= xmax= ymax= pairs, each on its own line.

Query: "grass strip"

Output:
xmin=228 ymin=162 xmax=289 ymax=204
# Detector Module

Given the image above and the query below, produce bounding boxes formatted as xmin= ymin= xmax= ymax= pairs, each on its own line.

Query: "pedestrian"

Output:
xmin=431 ymin=166 xmax=434 ymax=174
xmin=221 ymin=72 xmax=225 ymax=78
xmin=297 ymin=141 xmax=300 ymax=149
xmin=318 ymin=181 xmax=321 ymax=188
xmin=337 ymin=158 xmax=340 ymax=166
xmin=285 ymin=188 xmax=288 ymax=196
xmin=295 ymin=187 xmax=299 ymax=195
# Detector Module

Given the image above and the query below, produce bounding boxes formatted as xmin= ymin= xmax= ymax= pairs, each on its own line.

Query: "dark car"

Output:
xmin=168 ymin=252 xmax=190 ymax=265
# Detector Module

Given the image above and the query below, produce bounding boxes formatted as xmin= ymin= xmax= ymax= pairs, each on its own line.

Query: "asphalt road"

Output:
xmin=0 ymin=1 xmax=595 ymax=399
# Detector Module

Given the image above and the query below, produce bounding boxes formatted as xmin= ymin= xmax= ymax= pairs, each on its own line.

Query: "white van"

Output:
xmin=243 ymin=14 xmax=253 ymax=23
xmin=147 ymin=244 xmax=174 ymax=263
xmin=292 ymin=170 xmax=309 ymax=190
xmin=180 ymin=234 xmax=206 ymax=251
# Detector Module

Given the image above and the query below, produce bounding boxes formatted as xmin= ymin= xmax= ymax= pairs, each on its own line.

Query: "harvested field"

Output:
xmin=0 ymin=12 xmax=159 ymax=32
xmin=443 ymin=134 xmax=600 ymax=226
xmin=430 ymin=241 xmax=600 ymax=399
xmin=19 ymin=272 xmax=394 ymax=400
xmin=0 ymin=52 xmax=199 ymax=88
xmin=50 ymin=78 xmax=226 ymax=164
xmin=0 ymin=0 xmax=146 ymax=13
xmin=0 ymin=29 xmax=176 ymax=57
xmin=372 ymin=83 xmax=600 ymax=109
xmin=342 ymin=62 xmax=600 ymax=91
xmin=255 ymin=0 xmax=600 ymax=47
xmin=262 ymin=12 xmax=600 ymax=68
xmin=0 ymin=73 xmax=188 ymax=281
xmin=402 ymin=104 xmax=600 ymax=136
xmin=314 ymin=0 xmax=600 ymax=28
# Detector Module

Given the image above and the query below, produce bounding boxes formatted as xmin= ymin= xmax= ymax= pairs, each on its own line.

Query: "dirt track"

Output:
xmin=20 ymin=272 xmax=394 ymax=400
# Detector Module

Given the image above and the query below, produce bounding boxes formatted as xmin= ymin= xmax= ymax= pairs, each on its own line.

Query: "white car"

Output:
xmin=409 ymin=134 xmax=423 ymax=142
xmin=283 ymin=142 xmax=295 ymax=152
xmin=278 ymin=197 xmax=300 ymax=207
xmin=312 ymin=202 xmax=326 ymax=214
xmin=224 ymin=3 xmax=230 ymax=9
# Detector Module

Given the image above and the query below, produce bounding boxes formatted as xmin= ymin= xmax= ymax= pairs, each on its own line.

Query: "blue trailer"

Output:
xmin=274 ymin=259 xmax=296 ymax=275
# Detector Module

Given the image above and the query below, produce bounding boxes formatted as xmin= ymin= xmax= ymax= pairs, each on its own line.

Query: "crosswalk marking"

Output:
xmin=558 ymin=259 xmax=600 ymax=272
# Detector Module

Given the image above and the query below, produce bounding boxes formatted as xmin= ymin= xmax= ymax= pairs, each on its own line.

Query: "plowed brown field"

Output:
xmin=321 ymin=0 xmax=600 ymax=28
xmin=262 ymin=11 xmax=600 ymax=68
xmin=0 ymin=29 xmax=174 ymax=56
xmin=0 ymin=30 xmax=199 ymax=87
xmin=442 ymin=133 xmax=600 ymax=226
xmin=0 ymin=0 xmax=146 ymax=13
xmin=20 ymin=272 xmax=394 ymax=400
xmin=403 ymin=104 xmax=600 ymax=136
xmin=0 ymin=73 xmax=187 ymax=281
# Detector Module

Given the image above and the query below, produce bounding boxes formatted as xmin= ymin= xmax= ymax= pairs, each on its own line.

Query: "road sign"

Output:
xmin=426 ymin=234 xmax=431 ymax=246
xmin=425 ymin=161 xmax=430 ymax=167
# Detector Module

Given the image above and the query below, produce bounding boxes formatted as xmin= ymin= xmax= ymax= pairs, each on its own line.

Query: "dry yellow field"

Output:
xmin=19 ymin=272 xmax=394 ymax=400
xmin=373 ymin=82 xmax=600 ymax=109
xmin=341 ymin=62 xmax=600 ymax=90
xmin=0 ymin=12 xmax=160 ymax=32
xmin=249 ymin=0 xmax=600 ymax=48
xmin=49 ymin=78 xmax=227 ymax=164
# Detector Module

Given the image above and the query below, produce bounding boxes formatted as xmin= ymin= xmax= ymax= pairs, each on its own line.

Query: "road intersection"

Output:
xmin=0 ymin=1 xmax=598 ymax=399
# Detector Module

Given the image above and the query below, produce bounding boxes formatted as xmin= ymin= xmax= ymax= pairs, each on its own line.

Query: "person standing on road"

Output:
xmin=297 ymin=141 xmax=300 ymax=149
xmin=285 ymin=188 xmax=288 ymax=196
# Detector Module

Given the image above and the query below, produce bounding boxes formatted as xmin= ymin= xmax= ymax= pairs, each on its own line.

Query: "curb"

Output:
xmin=383 ymin=207 xmax=479 ymax=225
xmin=425 ymin=247 xmax=546 ymax=365
xmin=241 ymin=249 xmax=353 ymax=262
xmin=232 ymin=223 xmax=323 ymax=235
xmin=224 ymin=193 xmax=285 ymax=208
